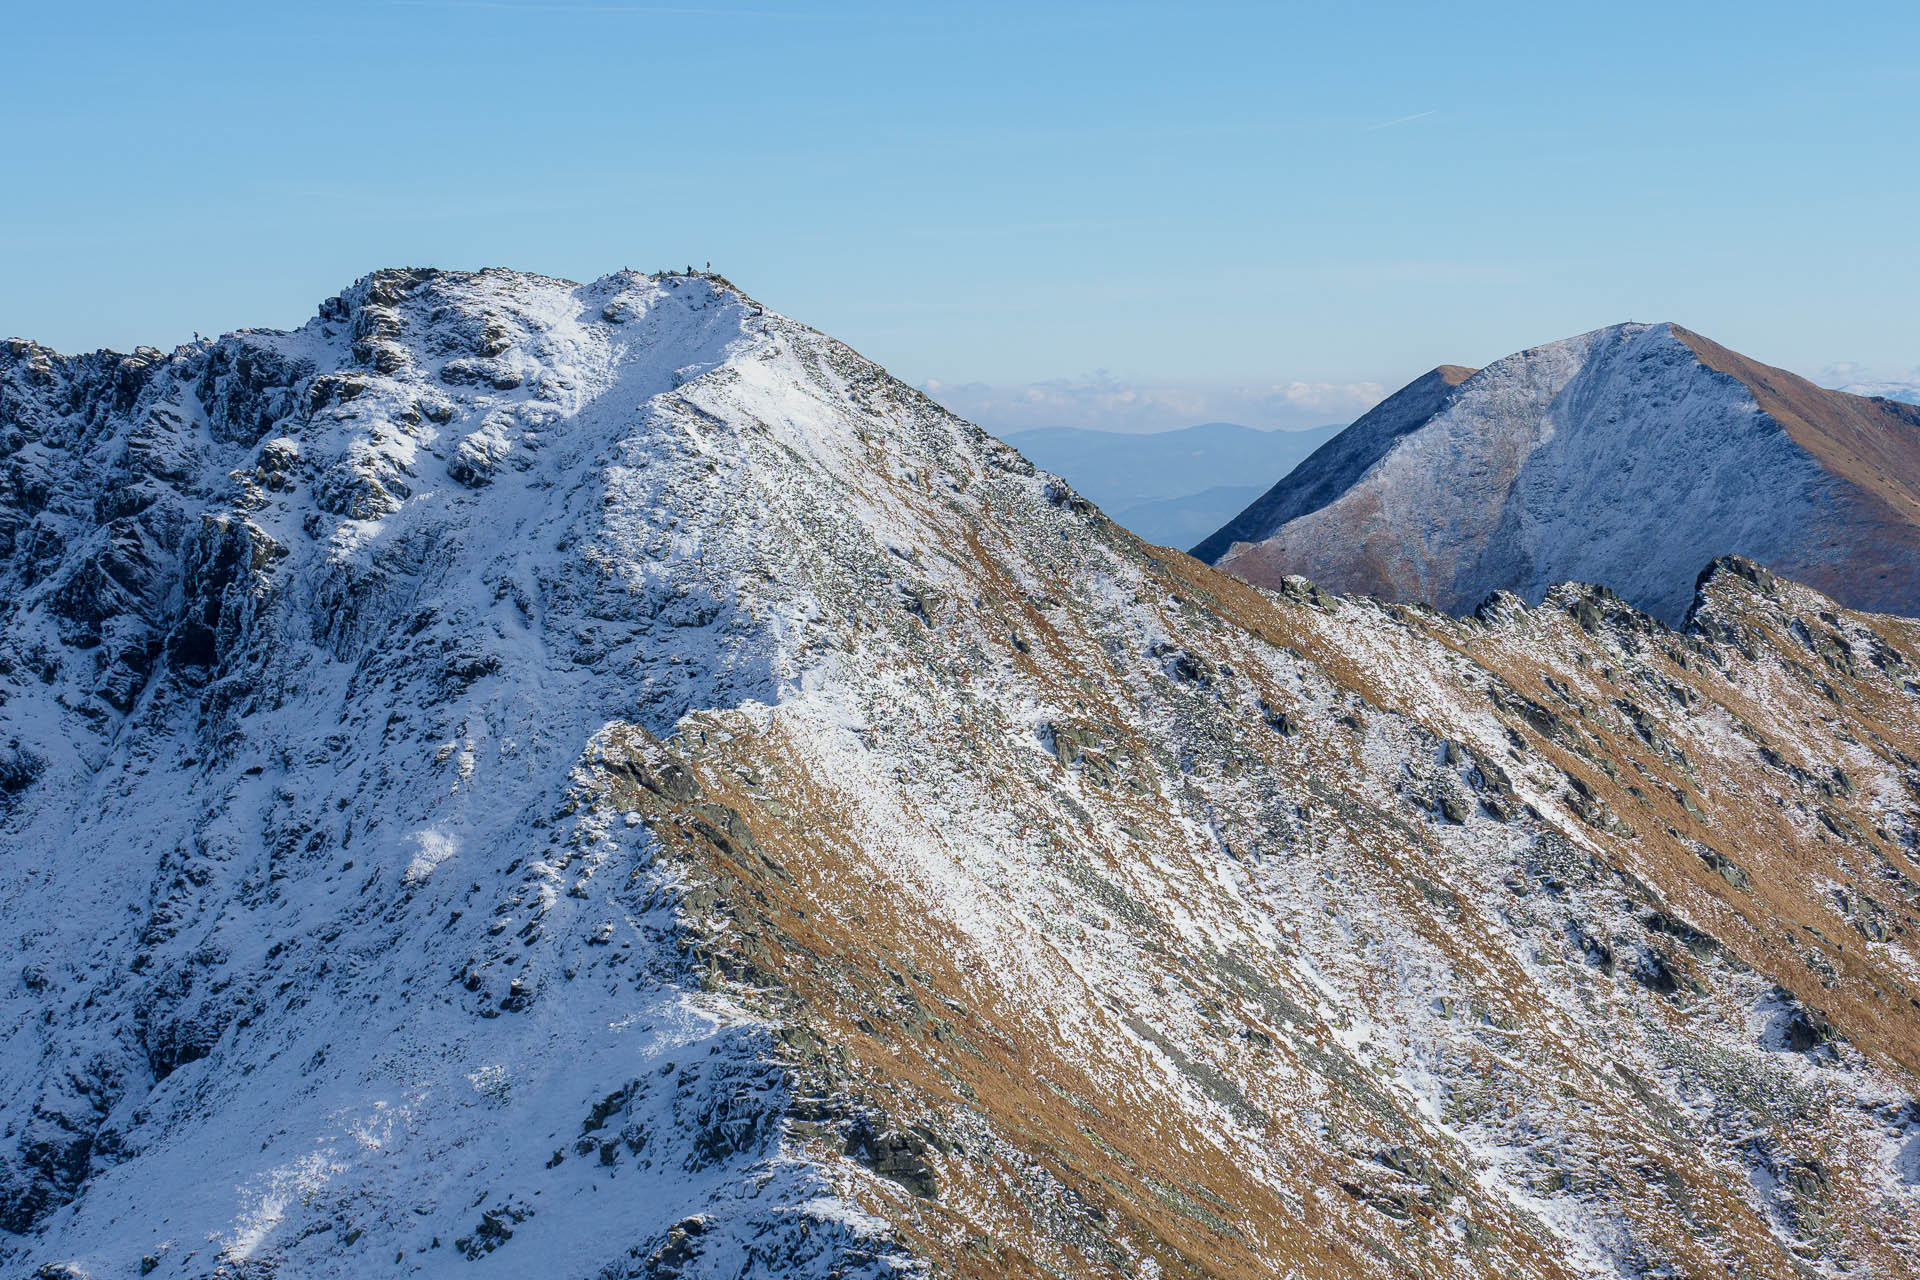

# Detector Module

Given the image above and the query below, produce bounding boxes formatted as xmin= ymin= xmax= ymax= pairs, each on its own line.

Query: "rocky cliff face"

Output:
xmin=2 ymin=274 xmax=1918 ymax=1279
xmin=1197 ymin=323 xmax=1920 ymax=626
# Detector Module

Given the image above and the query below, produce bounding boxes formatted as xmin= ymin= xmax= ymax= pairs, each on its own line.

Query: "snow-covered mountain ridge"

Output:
xmin=3 ymin=270 xmax=1918 ymax=1278
xmin=1197 ymin=323 xmax=1920 ymax=625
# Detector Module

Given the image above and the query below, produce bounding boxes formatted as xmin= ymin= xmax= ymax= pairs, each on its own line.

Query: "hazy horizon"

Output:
xmin=4 ymin=0 xmax=1915 ymax=429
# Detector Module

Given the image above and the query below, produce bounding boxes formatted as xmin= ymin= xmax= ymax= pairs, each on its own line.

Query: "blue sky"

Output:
xmin=3 ymin=1 xmax=1915 ymax=430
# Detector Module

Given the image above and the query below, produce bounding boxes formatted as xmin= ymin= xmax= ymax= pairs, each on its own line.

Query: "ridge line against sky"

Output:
xmin=1 ymin=0 xmax=1914 ymax=430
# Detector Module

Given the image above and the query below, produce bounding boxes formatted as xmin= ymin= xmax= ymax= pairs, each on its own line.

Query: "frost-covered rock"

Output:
xmin=3 ymin=272 xmax=1918 ymax=1279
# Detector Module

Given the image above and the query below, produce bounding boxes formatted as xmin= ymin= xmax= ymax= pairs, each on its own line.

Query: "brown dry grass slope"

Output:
xmin=593 ymin=474 xmax=1920 ymax=1278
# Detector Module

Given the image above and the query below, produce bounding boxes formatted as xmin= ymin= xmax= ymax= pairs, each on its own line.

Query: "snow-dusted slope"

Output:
xmin=3 ymin=274 xmax=1919 ymax=1279
xmin=1 ymin=270 xmax=935 ymax=1278
xmin=1199 ymin=323 xmax=1920 ymax=624
xmin=1189 ymin=365 xmax=1473 ymax=565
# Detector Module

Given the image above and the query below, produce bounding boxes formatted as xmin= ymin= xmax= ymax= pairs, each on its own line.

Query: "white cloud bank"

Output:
xmin=1817 ymin=361 xmax=1920 ymax=405
xmin=919 ymin=372 xmax=1386 ymax=435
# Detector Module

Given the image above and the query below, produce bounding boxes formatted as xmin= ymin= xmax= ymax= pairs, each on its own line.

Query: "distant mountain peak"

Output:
xmin=1189 ymin=361 xmax=1478 ymax=564
xmin=1198 ymin=321 xmax=1920 ymax=623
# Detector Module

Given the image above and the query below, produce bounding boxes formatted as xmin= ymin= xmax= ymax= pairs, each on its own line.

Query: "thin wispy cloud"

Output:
xmin=389 ymin=1 xmax=841 ymax=17
xmin=920 ymin=373 xmax=1386 ymax=435
xmin=1361 ymin=109 xmax=1435 ymax=132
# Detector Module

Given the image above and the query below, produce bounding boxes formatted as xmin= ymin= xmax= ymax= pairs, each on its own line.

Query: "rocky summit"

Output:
xmin=2 ymin=270 xmax=1918 ymax=1279
xmin=1194 ymin=322 xmax=1920 ymax=626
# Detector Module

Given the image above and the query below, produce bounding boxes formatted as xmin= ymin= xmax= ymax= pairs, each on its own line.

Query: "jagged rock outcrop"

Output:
xmin=2 ymin=275 xmax=1918 ymax=1278
xmin=1196 ymin=322 xmax=1920 ymax=625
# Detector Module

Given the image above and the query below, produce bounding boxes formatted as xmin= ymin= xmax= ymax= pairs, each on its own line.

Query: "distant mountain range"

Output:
xmin=1836 ymin=377 xmax=1920 ymax=406
xmin=1003 ymin=421 xmax=1340 ymax=547
xmin=1196 ymin=323 xmax=1920 ymax=624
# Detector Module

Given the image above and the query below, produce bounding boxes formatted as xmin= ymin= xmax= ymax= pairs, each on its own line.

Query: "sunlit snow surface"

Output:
xmin=2 ymin=271 xmax=1917 ymax=1279
xmin=0 ymin=272 xmax=927 ymax=1277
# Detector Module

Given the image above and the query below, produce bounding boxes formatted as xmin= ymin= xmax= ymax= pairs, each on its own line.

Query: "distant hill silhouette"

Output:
xmin=1006 ymin=421 xmax=1340 ymax=548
